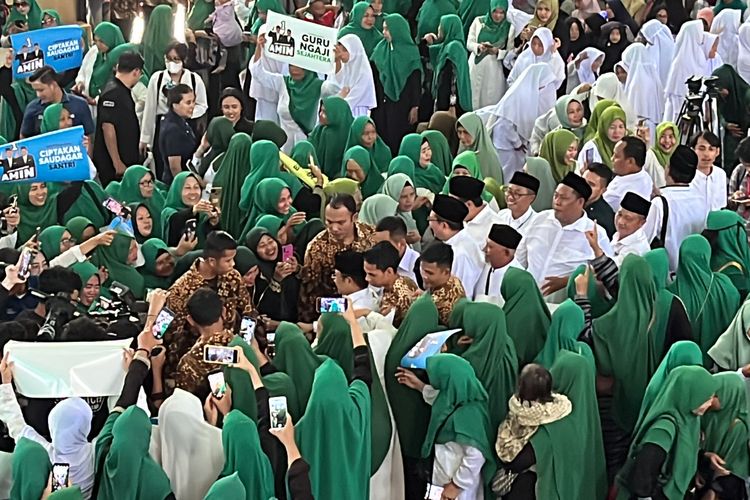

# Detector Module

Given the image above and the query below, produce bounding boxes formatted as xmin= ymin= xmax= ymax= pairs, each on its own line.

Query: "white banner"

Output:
xmin=264 ymin=10 xmax=337 ymax=75
xmin=5 ymin=339 xmax=132 ymax=398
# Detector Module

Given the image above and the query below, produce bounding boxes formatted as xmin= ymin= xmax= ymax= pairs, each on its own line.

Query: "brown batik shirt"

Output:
xmin=174 ymin=328 xmax=234 ymax=395
xmin=430 ymin=276 xmax=466 ymax=326
xmin=381 ymin=275 xmax=420 ymax=327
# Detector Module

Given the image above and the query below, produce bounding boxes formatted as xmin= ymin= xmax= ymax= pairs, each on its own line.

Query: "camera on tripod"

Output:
xmin=677 ymin=75 xmax=720 ymax=143
xmin=88 ymin=281 xmax=148 ymax=327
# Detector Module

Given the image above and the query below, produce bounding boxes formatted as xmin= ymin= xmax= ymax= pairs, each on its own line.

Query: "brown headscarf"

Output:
xmin=426 ymin=111 xmax=460 ymax=156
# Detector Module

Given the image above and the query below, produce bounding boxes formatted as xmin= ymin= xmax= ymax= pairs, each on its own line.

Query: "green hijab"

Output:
xmin=617 ymin=366 xmax=718 ymax=500
xmin=668 ymin=234 xmax=741 ymax=365
xmin=89 ymin=22 xmax=126 ymax=98
xmin=440 ymin=151 xmax=493 ymax=204
xmin=706 ymin=209 xmax=750 ymax=295
xmin=475 ymin=0 xmax=511 ymax=62
xmin=651 ymin=122 xmax=680 ymax=168
xmin=3 ymin=0 xmax=42 ymax=33
xmin=458 ymin=0 xmax=491 ymax=36
xmin=642 ymin=248 xmax=676 ymax=342
xmin=48 ymin=488 xmax=84 ymax=500
xmin=399 ymin=133 xmax=445 ymax=193
xmin=370 ymin=14 xmax=423 ymax=102
xmin=701 ymin=372 xmax=750 ymax=478
xmin=338 ymin=2 xmax=384 ymax=56
xmin=14 ymin=183 xmax=57 ymax=244
xmin=554 ymin=94 xmax=587 ymax=139
xmin=584 ymin=98 xmax=617 ymax=143
xmin=142 ymin=5 xmax=173 ymax=77
xmin=94 ymin=407 xmax=172 ymax=500
xmin=342 ymin=145 xmax=384 ymax=198
xmin=543 ymin=350 xmax=608 ymax=500
xmin=359 ymin=194 xmax=398 ymax=224
xmin=91 ymin=232 xmax=145 ymax=299
xmin=140 ymin=238 xmax=173 ymax=289
xmin=251 ymin=120 xmax=288 ymax=148
xmin=245 ymin=178 xmax=295 ymax=236
xmin=65 ymin=216 xmax=95 ymax=243
xmin=40 ymin=103 xmax=64 ymax=133
xmin=315 ymin=313 xmax=355 ymax=378
xmin=539 ymin=129 xmax=578 ymax=183
xmin=452 ymin=301 xmax=518 ymax=430
xmin=526 ymin=157 xmax=557 ymax=212
xmin=285 ymin=70 xmax=323 ymax=135
xmin=109 ymin=165 xmax=165 ymax=237
xmin=712 ymin=64 xmax=750 ymax=128
xmin=201 ymin=117 xmax=236 ymax=174
xmin=72 ymin=261 xmax=101 ymax=302
xmin=592 ymin=106 xmax=626 ymax=169
xmin=296 ymin=358 xmax=372 ymax=499
xmin=501 ymin=267 xmax=552 ymax=366
xmin=59 ymin=180 xmax=111 ymax=229
xmin=273 ymin=322 xmax=322 ymax=413
xmin=38 ymin=225 xmax=66 ymax=261
xmin=0 ymin=80 xmax=36 ymax=141
xmin=416 ymin=0 xmax=458 ymax=39
xmin=593 ymin=254 xmax=661 ymax=432
xmin=219 ymin=410 xmax=276 ymax=500
xmin=212 ymin=133 xmax=251 ymax=239
xmin=346 ymin=116 xmax=393 ymax=174
xmin=535 ymin=299 xmax=593 ymax=368
xmin=187 ymin=0 xmax=215 ymax=30
xmin=385 ymin=294 xmax=440 ymax=457
xmin=382 ymin=172 xmax=418 ymax=230
xmin=204 ymin=472 xmax=245 ymax=500
xmin=421 ymin=130 xmax=454 ymax=176
xmin=429 ymin=15 xmax=473 ymax=112
xmin=290 ymin=140 xmax=320 ymax=172
xmin=10 ymin=438 xmax=51 ymax=500
xmin=309 ymin=96 xmax=355 ymax=179
xmin=160 ymin=172 xmax=202 ymax=241
xmin=565 ymin=264 xmax=615 ymax=318
xmin=456 ymin=112 xmax=503 ymax=182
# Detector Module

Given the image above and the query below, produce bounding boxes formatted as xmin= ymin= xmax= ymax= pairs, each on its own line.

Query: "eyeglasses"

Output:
xmin=61 ymin=237 xmax=77 ymax=246
xmin=14 ymin=2 xmax=29 ymax=7
xmin=139 ymin=179 xmax=154 ymax=187
xmin=502 ymin=186 xmax=534 ymax=198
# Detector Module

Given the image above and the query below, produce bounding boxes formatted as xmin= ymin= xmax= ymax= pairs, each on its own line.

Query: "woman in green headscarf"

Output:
xmin=10 ymin=438 xmax=51 ymax=500
xmin=2 ymin=0 xmax=42 ymax=33
xmin=668 ymin=234 xmax=740 ymax=365
xmin=359 ymin=194 xmax=398 ymax=225
xmin=315 ymin=313 xmax=355 ymax=375
xmin=106 ymin=165 xmax=165 ymax=237
xmin=211 ymin=133 xmax=251 ymax=239
xmin=66 ymin=216 xmax=96 ymax=243
xmin=386 ymin=155 xmax=415 ymax=182
xmin=139 ymin=238 xmax=175 ymax=289
xmin=241 ymin=178 xmax=305 ymax=242
xmin=251 ymin=120 xmax=287 ymax=148
xmin=370 ymin=14 xmax=423 ymax=155
xmin=38 ymin=225 xmax=69 ymax=261
xmin=73 ymin=260 xmax=102 ymax=309
xmin=650 ymin=121 xmax=680 ymax=168
xmin=95 ymin=406 xmax=173 ymax=500
xmin=141 ymin=5 xmax=173 ymax=77
xmin=283 ymin=67 xmax=324 ymax=137
xmin=161 ymin=172 xmax=217 ymax=247
xmin=427 ymin=15 xmax=473 ymax=116
xmin=456 ymin=112 xmax=503 ymax=181
xmin=441 ymin=151 xmax=496 ymax=207
xmin=712 ymin=64 xmax=750 ymax=172
xmin=501 ymin=267 xmax=552 ymax=367
xmin=535 ymin=298 xmax=593 ymax=368
xmin=295 ymin=358 xmax=372 ymax=499
xmin=345 ymin=116 xmax=393 ymax=174
xmin=85 ymin=22 xmax=126 ymax=99
xmin=421 ymin=130 xmax=454 ymax=176
xmin=341 ymin=145 xmax=384 ymax=198
xmin=467 ymin=0 xmax=512 ymax=109
xmin=57 ymin=180 xmax=111 ymax=229
xmin=698 ymin=372 xmax=750 ymax=497
xmin=204 ymin=473 xmax=245 ymax=499
xmin=14 ymin=182 xmax=57 ymax=244
xmin=219 ymin=410 xmax=276 ymax=500
xmin=381 ymin=172 xmax=421 ymax=245
xmin=399 ymin=133 xmax=446 ymax=194
xmin=308 ymin=96 xmax=354 ymax=179
xmin=199 ymin=117 xmax=236 ymax=177
xmin=91 ymin=232 xmax=145 ymax=299
xmin=187 ymin=0 xmax=215 ymax=30
xmin=239 ymin=139 xmax=301 ymax=211
xmin=524 ymin=157 xmax=557 ymax=212
xmin=585 ymin=105 xmax=627 ymax=169
xmin=339 ymin=2 xmax=384 ymax=56
xmin=416 ymin=0 xmax=458 ymax=40
xmin=583 ymin=98 xmax=618 ymax=143
xmin=616 ymin=366 xmax=718 ymax=500
xmin=40 ymin=103 xmax=71 ymax=134
xmin=539 ymin=129 xmax=579 ymax=183
xmin=705 ymin=209 xmax=750 ymax=299
xmin=273 ymin=322 xmax=322 ymax=413
xmin=290 ymin=140 xmax=320 ymax=172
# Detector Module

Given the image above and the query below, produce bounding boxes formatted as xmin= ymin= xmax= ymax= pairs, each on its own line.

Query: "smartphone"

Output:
xmin=33 ymin=226 xmax=41 ymax=241
xmin=183 ymin=219 xmax=197 ymax=240
xmin=282 ymin=244 xmax=294 ymax=262
xmin=201 ymin=182 xmax=212 ymax=202
xmin=585 ymin=148 xmax=594 ymax=166
xmin=9 ymin=194 xmax=18 ymax=213
xmin=209 ymin=186 xmax=223 ymax=206
xmin=266 ymin=332 xmax=276 ymax=359
xmin=17 ymin=247 xmax=33 ymax=279
xmin=426 ymin=484 xmax=444 ymax=500
xmin=269 ymin=396 xmax=288 ymax=429
xmin=240 ymin=316 xmax=256 ymax=344
xmin=317 ymin=297 xmax=348 ymax=313
xmin=207 ymin=370 xmax=227 ymax=399
xmin=151 ymin=307 xmax=175 ymax=339
xmin=102 ymin=197 xmax=125 ymax=217
xmin=203 ymin=345 xmax=239 ymax=365
xmin=51 ymin=463 xmax=70 ymax=492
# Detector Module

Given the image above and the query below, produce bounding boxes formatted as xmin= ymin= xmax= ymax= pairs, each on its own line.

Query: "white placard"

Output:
xmin=264 ymin=10 xmax=337 ymax=75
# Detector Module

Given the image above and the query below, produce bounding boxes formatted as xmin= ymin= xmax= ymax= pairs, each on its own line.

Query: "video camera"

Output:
xmin=88 ymin=281 xmax=148 ymax=327
xmin=29 ymin=289 xmax=80 ymax=340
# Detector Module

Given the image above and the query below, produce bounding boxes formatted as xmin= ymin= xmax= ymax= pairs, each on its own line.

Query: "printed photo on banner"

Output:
xmin=10 ymin=25 xmax=84 ymax=78
xmin=0 ymin=126 xmax=91 ymax=184
xmin=265 ymin=10 xmax=337 ymax=74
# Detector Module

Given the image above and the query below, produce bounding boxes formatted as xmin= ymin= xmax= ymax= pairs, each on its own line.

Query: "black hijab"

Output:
xmin=606 ymin=0 xmax=640 ymax=35
xmin=219 ymin=87 xmax=254 ymax=136
xmin=565 ymin=17 xmax=590 ymax=58
xmin=585 ymin=12 xmax=607 ymax=40
xmin=600 ymin=22 xmax=631 ymax=73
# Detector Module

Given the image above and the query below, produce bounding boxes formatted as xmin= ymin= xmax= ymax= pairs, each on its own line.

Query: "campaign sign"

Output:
xmin=0 ymin=126 xmax=91 ymax=184
xmin=11 ymin=25 xmax=84 ymax=78
xmin=265 ymin=11 xmax=337 ymax=74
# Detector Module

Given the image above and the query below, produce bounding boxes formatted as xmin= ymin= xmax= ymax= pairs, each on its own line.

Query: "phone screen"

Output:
xmin=207 ymin=371 xmax=227 ymax=399
xmin=183 ymin=219 xmax=197 ymax=239
xmin=585 ymin=148 xmax=594 ymax=166
xmin=282 ymin=244 xmax=294 ymax=262
xmin=204 ymin=345 xmax=239 ymax=364
xmin=240 ymin=316 xmax=256 ymax=344
xmin=266 ymin=332 xmax=276 ymax=359
xmin=18 ymin=248 xmax=33 ymax=279
xmin=269 ymin=396 xmax=288 ymax=428
xmin=151 ymin=308 xmax=175 ymax=339
xmin=102 ymin=197 xmax=125 ymax=216
xmin=51 ymin=463 xmax=70 ymax=492
xmin=318 ymin=297 xmax=347 ymax=313
xmin=426 ymin=484 xmax=444 ymax=500
xmin=201 ymin=183 xmax=212 ymax=202
xmin=209 ymin=186 xmax=222 ymax=206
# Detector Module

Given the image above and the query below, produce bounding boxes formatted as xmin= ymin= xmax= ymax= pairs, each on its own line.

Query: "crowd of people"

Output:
xmin=0 ymin=0 xmax=749 ymax=498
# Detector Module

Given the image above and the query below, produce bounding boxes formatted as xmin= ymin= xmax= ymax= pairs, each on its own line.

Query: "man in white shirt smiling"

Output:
xmin=516 ymin=172 xmax=613 ymax=299
xmin=611 ymin=192 xmax=652 ymax=265
xmin=603 ymin=136 xmax=654 ymax=211
xmin=690 ymin=131 xmax=727 ymax=211
xmin=496 ymin=171 xmax=539 ymax=235
xmin=449 ymin=175 xmax=500 ymax=243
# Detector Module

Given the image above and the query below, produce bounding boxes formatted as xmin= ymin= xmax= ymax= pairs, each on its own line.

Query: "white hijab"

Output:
xmin=326 ymin=34 xmax=377 ymax=112
xmin=489 ymin=62 xmax=557 ymax=141
xmin=624 ymin=43 xmax=664 ymax=128
xmin=738 ymin=23 xmax=750 ymax=85
xmin=664 ymin=20 xmax=714 ymax=99
xmin=48 ymin=398 xmax=95 ymax=499
xmin=157 ymin=389 xmax=225 ymax=500
xmin=711 ymin=9 xmax=741 ymax=67
xmin=640 ymin=19 xmax=675 ymax=86
xmin=508 ymin=28 xmax=565 ymax=89
xmin=576 ymin=47 xmax=605 ymax=84
xmin=589 ymin=72 xmax=636 ymax=127
xmin=702 ymin=31 xmax=724 ymax=74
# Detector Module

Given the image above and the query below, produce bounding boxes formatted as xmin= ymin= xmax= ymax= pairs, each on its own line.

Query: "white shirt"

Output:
xmin=474 ymin=257 xmax=523 ymax=305
xmin=691 ymin=167 xmax=728 ymax=211
xmin=643 ymin=185 xmax=708 ymax=270
xmin=495 ymin=206 xmax=538 ymax=236
xmin=445 ymin=230 xmax=485 ymax=299
xmin=603 ymin=168 xmax=654 ymax=211
xmin=611 ymin=228 xmax=652 ymax=266
xmin=347 ymin=287 xmax=380 ymax=311
xmin=398 ymin=247 xmax=420 ymax=284
xmin=140 ymin=70 xmax=209 ymax=145
xmin=516 ymin=210 xmax=614 ymax=286
xmin=463 ymin=205 xmax=500 ymax=244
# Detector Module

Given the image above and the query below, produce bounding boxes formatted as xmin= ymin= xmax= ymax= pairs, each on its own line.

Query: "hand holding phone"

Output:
xmin=317 ymin=297 xmax=348 ymax=313
xmin=269 ymin=396 xmax=288 ymax=429
xmin=183 ymin=219 xmax=198 ymax=241
xmin=51 ymin=463 xmax=70 ymax=492
xmin=151 ymin=307 xmax=175 ymax=339
xmin=204 ymin=345 xmax=239 ymax=365
xmin=207 ymin=370 xmax=227 ymax=399
xmin=282 ymin=244 xmax=294 ymax=262
xmin=240 ymin=316 xmax=256 ymax=344
xmin=17 ymin=247 xmax=33 ymax=280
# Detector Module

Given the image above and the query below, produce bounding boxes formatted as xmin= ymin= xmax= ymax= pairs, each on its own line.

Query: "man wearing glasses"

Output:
xmin=496 ymin=172 xmax=540 ymax=236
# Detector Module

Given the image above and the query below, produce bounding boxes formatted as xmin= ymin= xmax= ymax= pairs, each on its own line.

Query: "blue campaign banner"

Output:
xmin=0 ymin=127 xmax=91 ymax=184
xmin=10 ymin=26 xmax=84 ymax=79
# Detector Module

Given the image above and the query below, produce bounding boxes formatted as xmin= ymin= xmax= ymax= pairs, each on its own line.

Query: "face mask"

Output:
xmin=166 ymin=61 xmax=183 ymax=74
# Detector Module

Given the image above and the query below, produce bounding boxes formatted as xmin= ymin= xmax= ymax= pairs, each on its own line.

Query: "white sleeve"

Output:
xmin=190 ymin=71 xmax=209 ymax=119
xmin=139 ymin=73 xmax=162 ymax=145
xmin=49 ymin=245 xmax=87 ymax=268
xmin=530 ymin=112 xmax=550 ymax=156
xmin=452 ymin=445 xmax=486 ymax=491
xmin=75 ymin=47 xmax=99 ymax=90
xmin=516 ymin=237 xmax=529 ymax=268
xmin=0 ymin=232 xmax=18 ymax=250
xmin=643 ymin=198 xmax=663 ymax=243
xmin=421 ymin=384 xmax=439 ymax=405
xmin=250 ymin=55 xmax=284 ymax=94
xmin=0 ymin=384 xmax=49 ymax=450
xmin=452 ymin=254 xmax=480 ymax=300
xmin=466 ymin=18 xmax=481 ymax=54
xmin=597 ymin=225 xmax=614 ymax=257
